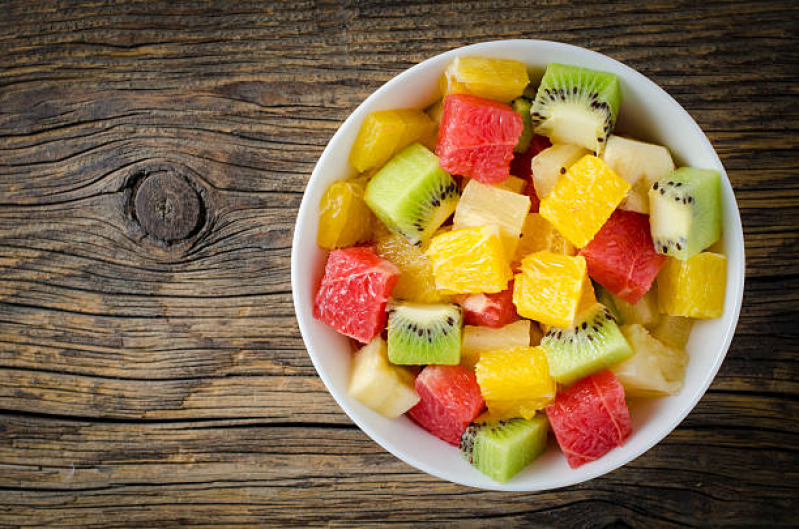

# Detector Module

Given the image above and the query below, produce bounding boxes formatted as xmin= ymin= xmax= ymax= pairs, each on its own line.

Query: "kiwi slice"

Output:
xmin=540 ymin=303 xmax=633 ymax=386
xmin=460 ymin=416 xmax=548 ymax=483
xmin=530 ymin=63 xmax=621 ymax=155
xmin=387 ymin=302 xmax=462 ymax=365
xmin=511 ymin=97 xmax=534 ymax=153
xmin=649 ymin=167 xmax=722 ymax=260
xmin=593 ymin=282 xmax=622 ymax=322
xmin=365 ymin=143 xmax=460 ymax=246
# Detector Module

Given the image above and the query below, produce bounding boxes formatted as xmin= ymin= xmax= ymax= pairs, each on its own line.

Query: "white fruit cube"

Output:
xmin=348 ymin=338 xmax=419 ymax=418
xmin=602 ymin=135 xmax=675 ymax=214
xmin=531 ymin=144 xmax=589 ymax=199
xmin=460 ymin=320 xmax=531 ymax=370
xmin=612 ymin=324 xmax=688 ymax=397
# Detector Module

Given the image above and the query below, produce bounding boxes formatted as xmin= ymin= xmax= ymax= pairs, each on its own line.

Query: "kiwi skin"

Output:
xmin=387 ymin=302 xmax=462 ymax=365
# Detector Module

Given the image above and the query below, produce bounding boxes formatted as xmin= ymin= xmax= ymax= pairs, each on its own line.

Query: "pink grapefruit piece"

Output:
xmin=313 ymin=247 xmax=399 ymax=343
xmin=407 ymin=365 xmax=485 ymax=445
xmin=455 ymin=280 xmax=517 ymax=328
xmin=436 ymin=94 xmax=523 ymax=184
xmin=546 ymin=370 xmax=632 ymax=468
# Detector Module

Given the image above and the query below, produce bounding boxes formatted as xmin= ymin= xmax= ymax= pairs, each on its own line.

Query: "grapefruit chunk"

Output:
xmin=579 ymin=210 xmax=666 ymax=304
xmin=546 ymin=370 xmax=632 ymax=468
xmin=436 ymin=94 xmax=524 ymax=184
xmin=455 ymin=280 xmax=517 ymax=328
xmin=313 ymin=247 xmax=399 ymax=343
xmin=407 ymin=365 xmax=485 ymax=445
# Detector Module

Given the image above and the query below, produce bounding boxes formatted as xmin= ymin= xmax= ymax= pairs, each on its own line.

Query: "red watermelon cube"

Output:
xmin=546 ymin=370 xmax=632 ymax=468
xmin=408 ymin=365 xmax=485 ymax=445
xmin=455 ymin=280 xmax=517 ymax=328
xmin=436 ymin=94 xmax=523 ymax=184
xmin=579 ymin=210 xmax=666 ymax=304
xmin=313 ymin=247 xmax=399 ymax=343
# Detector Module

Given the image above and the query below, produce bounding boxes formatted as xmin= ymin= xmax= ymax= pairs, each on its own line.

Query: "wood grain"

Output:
xmin=1 ymin=0 xmax=797 ymax=527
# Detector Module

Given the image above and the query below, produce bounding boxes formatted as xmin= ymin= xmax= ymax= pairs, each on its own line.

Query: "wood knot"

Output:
xmin=133 ymin=171 xmax=203 ymax=242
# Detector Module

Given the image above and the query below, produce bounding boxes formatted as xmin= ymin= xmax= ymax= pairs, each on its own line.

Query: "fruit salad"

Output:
xmin=312 ymin=57 xmax=727 ymax=483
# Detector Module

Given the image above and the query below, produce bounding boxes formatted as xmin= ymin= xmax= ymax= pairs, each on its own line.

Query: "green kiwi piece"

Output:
xmin=365 ymin=143 xmax=459 ymax=246
xmin=387 ymin=302 xmax=462 ymax=365
xmin=460 ymin=416 xmax=548 ymax=483
xmin=649 ymin=167 xmax=722 ymax=260
xmin=530 ymin=63 xmax=621 ymax=155
xmin=512 ymin=97 xmax=534 ymax=153
xmin=593 ymin=282 xmax=622 ymax=323
xmin=540 ymin=303 xmax=633 ymax=386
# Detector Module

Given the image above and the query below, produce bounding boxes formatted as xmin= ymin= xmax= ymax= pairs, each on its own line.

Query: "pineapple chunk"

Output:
xmin=532 ymin=144 xmax=590 ymax=199
xmin=539 ymin=154 xmax=630 ymax=248
xmin=461 ymin=320 xmax=531 ymax=370
xmin=350 ymin=109 xmax=436 ymax=173
xmin=651 ymin=315 xmax=694 ymax=349
xmin=317 ymin=179 xmax=374 ymax=249
xmin=514 ymin=212 xmax=576 ymax=262
xmin=602 ymin=135 xmax=675 ymax=214
xmin=657 ymin=253 xmax=727 ymax=318
xmin=612 ymin=324 xmax=688 ymax=397
xmin=453 ymin=180 xmax=531 ymax=258
xmin=492 ymin=175 xmax=527 ymax=194
xmin=375 ymin=230 xmax=446 ymax=303
xmin=513 ymin=252 xmax=590 ymax=327
xmin=426 ymin=226 xmax=512 ymax=295
xmin=440 ymin=56 xmax=530 ymax=103
xmin=613 ymin=287 xmax=660 ymax=329
xmin=348 ymin=338 xmax=420 ymax=418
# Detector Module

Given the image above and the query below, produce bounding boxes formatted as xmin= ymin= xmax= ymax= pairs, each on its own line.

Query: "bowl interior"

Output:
xmin=292 ymin=40 xmax=744 ymax=491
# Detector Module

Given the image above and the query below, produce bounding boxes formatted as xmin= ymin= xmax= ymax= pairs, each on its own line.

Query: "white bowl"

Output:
xmin=291 ymin=40 xmax=745 ymax=491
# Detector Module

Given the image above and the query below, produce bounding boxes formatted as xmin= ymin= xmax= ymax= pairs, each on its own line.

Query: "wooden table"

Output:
xmin=1 ymin=1 xmax=796 ymax=527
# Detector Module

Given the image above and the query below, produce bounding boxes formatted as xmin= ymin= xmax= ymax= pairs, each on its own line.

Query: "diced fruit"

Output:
xmin=456 ymin=280 xmax=517 ymax=329
xmin=387 ymin=302 xmax=462 ymax=365
xmin=579 ymin=209 xmax=666 ymax=304
xmin=426 ymin=98 xmax=445 ymax=125
xmin=375 ymin=229 xmax=444 ymax=303
xmin=408 ymin=365 xmax=485 ymax=445
xmin=436 ymin=94 xmax=524 ymax=183
xmin=350 ymin=109 xmax=437 ymax=173
xmin=476 ymin=346 xmax=556 ymax=419
xmin=530 ymin=63 xmax=622 ymax=155
xmin=453 ymin=179 xmax=531 ymax=258
xmin=512 ymin=252 xmax=589 ymax=327
xmin=540 ymin=303 xmax=633 ymax=386
xmin=348 ymin=338 xmax=420 ymax=418
xmin=461 ymin=320 xmax=531 ymax=370
xmin=440 ymin=56 xmax=530 ymax=103
xmin=514 ymin=213 xmax=576 ymax=262
xmin=426 ymin=226 xmax=513 ymax=294
xmin=532 ymin=144 xmax=590 ymax=200
xmin=612 ymin=324 xmax=688 ymax=397
xmin=317 ymin=179 xmax=374 ymax=249
xmin=512 ymin=98 xmax=534 ymax=153
xmin=651 ymin=315 xmax=694 ymax=349
xmin=313 ymin=247 xmax=399 ymax=343
xmin=546 ymin=370 xmax=632 ymax=468
xmin=510 ymin=134 xmax=552 ymax=180
xmin=540 ymin=154 xmax=631 ymax=248
xmin=594 ymin=283 xmax=622 ymax=321
xmin=602 ymin=135 xmax=675 ymax=215
xmin=365 ymin=143 xmax=460 ymax=246
xmin=492 ymin=175 xmax=527 ymax=194
xmin=649 ymin=167 xmax=722 ymax=260
xmin=460 ymin=416 xmax=548 ymax=483
xmin=612 ymin=286 xmax=660 ymax=329
xmin=657 ymin=252 xmax=727 ymax=318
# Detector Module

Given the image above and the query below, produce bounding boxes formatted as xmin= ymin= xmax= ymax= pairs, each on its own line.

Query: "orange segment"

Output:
xmin=317 ymin=179 xmax=373 ymax=249
xmin=514 ymin=213 xmax=576 ymax=262
xmin=539 ymin=154 xmax=630 ymax=248
xmin=426 ymin=226 xmax=512 ymax=294
xmin=475 ymin=346 xmax=556 ymax=419
xmin=349 ymin=109 xmax=436 ymax=173
xmin=657 ymin=252 xmax=727 ymax=318
xmin=440 ymin=57 xmax=530 ymax=103
xmin=512 ymin=251 xmax=589 ymax=327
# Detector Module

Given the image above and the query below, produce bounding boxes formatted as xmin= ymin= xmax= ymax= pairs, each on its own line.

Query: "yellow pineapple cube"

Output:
xmin=440 ymin=56 xmax=530 ymax=103
xmin=513 ymin=252 xmax=589 ymax=327
xmin=514 ymin=213 xmax=576 ymax=262
xmin=317 ymin=179 xmax=374 ymax=249
xmin=349 ymin=109 xmax=436 ymax=173
xmin=540 ymin=155 xmax=630 ymax=248
xmin=375 ymin=230 xmax=447 ymax=303
xmin=453 ymin=180 xmax=530 ymax=258
xmin=461 ymin=320 xmax=531 ymax=370
xmin=658 ymin=252 xmax=727 ymax=318
xmin=426 ymin=226 xmax=512 ymax=294
xmin=492 ymin=175 xmax=527 ymax=194
xmin=475 ymin=346 xmax=556 ymax=419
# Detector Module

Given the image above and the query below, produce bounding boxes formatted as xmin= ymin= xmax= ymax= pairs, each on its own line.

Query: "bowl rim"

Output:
xmin=291 ymin=39 xmax=745 ymax=491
